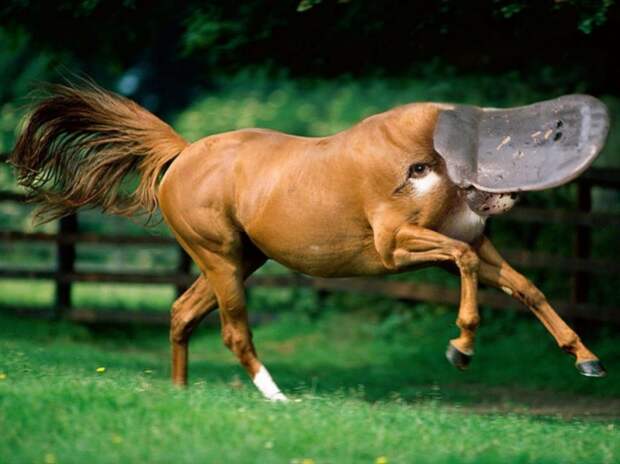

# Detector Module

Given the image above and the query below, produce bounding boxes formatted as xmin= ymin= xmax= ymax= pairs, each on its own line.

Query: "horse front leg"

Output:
xmin=377 ymin=224 xmax=480 ymax=369
xmin=476 ymin=236 xmax=606 ymax=377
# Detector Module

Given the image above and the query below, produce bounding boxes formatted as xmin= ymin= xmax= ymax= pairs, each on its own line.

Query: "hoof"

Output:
xmin=576 ymin=360 xmax=607 ymax=378
xmin=446 ymin=343 xmax=472 ymax=370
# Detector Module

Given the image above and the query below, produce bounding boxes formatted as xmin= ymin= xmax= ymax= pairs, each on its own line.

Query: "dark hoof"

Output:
xmin=576 ymin=360 xmax=607 ymax=378
xmin=446 ymin=343 xmax=472 ymax=370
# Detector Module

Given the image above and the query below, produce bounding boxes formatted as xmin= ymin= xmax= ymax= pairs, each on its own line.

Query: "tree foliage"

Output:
xmin=0 ymin=1 xmax=617 ymax=94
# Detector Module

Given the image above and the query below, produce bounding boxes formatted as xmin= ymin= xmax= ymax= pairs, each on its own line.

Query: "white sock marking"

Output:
xmin=409 ymin=172 xmax=441 ymax=196
xmin=253 ymin=365 xmax=288 ymax=401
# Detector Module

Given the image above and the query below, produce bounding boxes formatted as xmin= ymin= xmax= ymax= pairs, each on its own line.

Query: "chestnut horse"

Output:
xmin=10 ymin=83 xmax=606 ymax=401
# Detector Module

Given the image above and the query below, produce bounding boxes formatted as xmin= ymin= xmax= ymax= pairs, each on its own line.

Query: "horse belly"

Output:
xmin=245 ymin=222 xmax=386 ymax=277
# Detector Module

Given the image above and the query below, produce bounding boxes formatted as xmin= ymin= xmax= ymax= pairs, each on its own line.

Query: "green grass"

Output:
xmin=0 ymin=280 xmax=54 ymax=308
xmin=1 ymin=308 xmax=619 ymax=464
xmin=0 ymin=279 xmax=176 ymax=311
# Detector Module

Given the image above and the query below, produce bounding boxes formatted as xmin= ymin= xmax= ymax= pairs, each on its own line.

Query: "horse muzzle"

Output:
xmin=461 ymin=188 xmax=519 ymax=216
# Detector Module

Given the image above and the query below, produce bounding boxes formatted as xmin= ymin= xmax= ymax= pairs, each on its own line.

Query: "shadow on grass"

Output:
xmin=2 ymin=309 xmax=619 ymax=420
xmin=181 ymin=360 xmax=620 ymax=420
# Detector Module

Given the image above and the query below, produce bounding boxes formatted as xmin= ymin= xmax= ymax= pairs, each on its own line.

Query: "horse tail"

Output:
xmin=9 ymin=81 xmax=188 ymax=224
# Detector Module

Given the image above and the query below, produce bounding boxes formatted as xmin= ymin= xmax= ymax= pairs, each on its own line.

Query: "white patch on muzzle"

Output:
xmin=478 ymin=193 xmax=518 ymax=215
xmin=409 ymin=172 xmax=441 ymax=196
xmin=489 ymin=194 xmax=517 ymax=214
xmin=463 ymin=189 xmax=519 ymax=216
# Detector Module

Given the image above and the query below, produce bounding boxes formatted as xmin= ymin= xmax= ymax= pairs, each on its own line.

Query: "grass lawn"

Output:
xmin=1 ymin=307 xmax=619 ymax=464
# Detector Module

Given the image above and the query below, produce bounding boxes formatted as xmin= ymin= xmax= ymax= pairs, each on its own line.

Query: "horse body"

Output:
xmin=160 ymin=128 xmax=377 ymax=278
xmin=10 ymin=83 xmax=606 ymax=402
xmin=160 ymin=103 xmax=472 ymax=279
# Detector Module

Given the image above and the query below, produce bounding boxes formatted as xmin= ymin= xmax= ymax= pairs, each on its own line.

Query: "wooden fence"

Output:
xmin=1 ymin=157 xmax=620 ymax=325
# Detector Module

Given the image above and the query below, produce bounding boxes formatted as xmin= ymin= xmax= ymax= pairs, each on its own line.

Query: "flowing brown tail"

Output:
xmin=10 ymin=82 xmax=188 ymax=223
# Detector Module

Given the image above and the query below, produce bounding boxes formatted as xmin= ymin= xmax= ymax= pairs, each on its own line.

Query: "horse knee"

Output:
xmin=222 ymin=326 xmax=256 ymax=370
xmin=170 ymin=300 xmax=205 ymax=344
xmin=221 ymin=325 xmax=235 ymax=350
xmin=222 ymin=325 xmax=252 ymax=353
xmin=457 ymin=314 xmax=480 ymax=332
xmin=526 ymin=286 xmax=546 ymax=308
xmin=170 ymin=281 xmax=218 ymax=344
xmin=558 ymin=332 xmax=583 ymax=354
xmin=453 ymin=245 xmax=479 ymax=274
xmin=170 ymin=302 xmax=190 ymax=344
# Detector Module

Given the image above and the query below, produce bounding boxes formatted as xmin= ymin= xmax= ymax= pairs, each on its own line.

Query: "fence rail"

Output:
xmin=2 ymin=152 xmax=620 ymax=325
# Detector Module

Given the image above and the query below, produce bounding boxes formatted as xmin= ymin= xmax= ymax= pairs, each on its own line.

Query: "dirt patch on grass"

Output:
xmin=444 ymin=383 xmax=620 ymax=420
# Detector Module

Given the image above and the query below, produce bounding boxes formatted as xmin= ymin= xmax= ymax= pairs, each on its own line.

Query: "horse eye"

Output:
xmin=409 ymin=163 xmax=429 ymax=178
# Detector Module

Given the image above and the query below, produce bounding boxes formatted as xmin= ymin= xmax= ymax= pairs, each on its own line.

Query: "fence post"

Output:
xmin=572 ymin=180 xmax=592 ymax=306
xmin=55 ymin=213 xmax=77 ymax=319
xmin=176 ymin=246 xmax=193 ymax=297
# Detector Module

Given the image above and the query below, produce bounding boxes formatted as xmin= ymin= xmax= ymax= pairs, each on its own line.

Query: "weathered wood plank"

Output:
xmin=0 ymin=191 xmax=26 ymax=202
xmin=0 ymin=269 xmax=195 ymax=285
xmin=55 ymin=214 xmax=77 ymax=318
xmin=176 ymin=247 xmax=193 ymax=296
xmin=500 ymin=206 xmax=620 ymax=227
xmin=0 ymin=230 xmax=175 ymax=245
xmin=2 ymin=306 xmax=273 ymax=327
xmin=500 ymin=250 xmax=620 ymax=275
xmin=573 ymin=182 xmax=592 ymax=305
xmin=580 ymin=167 xmax=620 ymax=188
xmin=1 ymin=270 xmax=619 ymax=322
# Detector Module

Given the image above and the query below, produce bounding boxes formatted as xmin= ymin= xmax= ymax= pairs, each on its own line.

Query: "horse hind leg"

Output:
xmin=170 ymin=275 xmax=218 ymax=386
xmin=173 ymin=235 xmax=286 ymax=400
xmin=204 ymin=254 xmax=287 ymax=401
xmin=170 ymin=252 xmax=278 ymax=393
